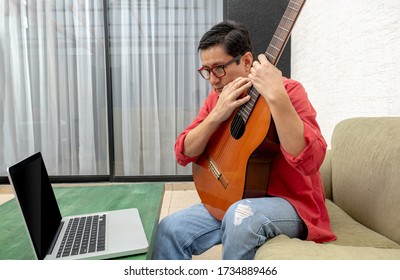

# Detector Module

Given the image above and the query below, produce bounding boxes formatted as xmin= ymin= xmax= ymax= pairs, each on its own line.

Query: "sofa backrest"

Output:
xmin=331 ymin=117 xmax=400 ymax=244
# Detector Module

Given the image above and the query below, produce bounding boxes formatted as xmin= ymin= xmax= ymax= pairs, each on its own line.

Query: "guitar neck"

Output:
xmin=265 ymin=0 xmax=306 ymax=66
xmin=239 ymin=0 xmax=306 ymax=123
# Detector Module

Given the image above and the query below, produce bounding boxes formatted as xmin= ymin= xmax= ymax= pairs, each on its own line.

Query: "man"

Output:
xmin=152 ymin=20 xmax=335 ymax=260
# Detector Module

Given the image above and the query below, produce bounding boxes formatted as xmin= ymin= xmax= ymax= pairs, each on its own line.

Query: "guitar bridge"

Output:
xmin=208 ymin=158 xmax=228 ymax=188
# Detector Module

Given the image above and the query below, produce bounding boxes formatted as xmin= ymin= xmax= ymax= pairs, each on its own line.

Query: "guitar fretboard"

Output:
xmin=265 ymin=0 xmax=305 ymax=65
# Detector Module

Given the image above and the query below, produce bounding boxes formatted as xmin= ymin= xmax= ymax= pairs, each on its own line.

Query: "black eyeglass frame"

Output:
xmin=197 ymin=54 xmax=243 ymax=80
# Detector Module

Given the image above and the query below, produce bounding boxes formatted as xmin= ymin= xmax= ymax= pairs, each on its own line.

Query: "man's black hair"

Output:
xmin=198 ymin=20 xmax=253 ymax=58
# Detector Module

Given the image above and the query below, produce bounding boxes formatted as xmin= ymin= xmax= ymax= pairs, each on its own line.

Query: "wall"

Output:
xmin=291 ymin=0 xmax=400 ymax=147
xmin=224 ymin=0 xmax=291 ymax=77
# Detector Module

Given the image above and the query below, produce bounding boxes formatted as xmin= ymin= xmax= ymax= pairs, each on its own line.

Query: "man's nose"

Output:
xmin=209 ymin=71 xmax=221 ymax=83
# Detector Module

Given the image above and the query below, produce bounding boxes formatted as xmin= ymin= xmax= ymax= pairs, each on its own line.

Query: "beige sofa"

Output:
xmin=255 ymin=117 xmax=400 ymax=259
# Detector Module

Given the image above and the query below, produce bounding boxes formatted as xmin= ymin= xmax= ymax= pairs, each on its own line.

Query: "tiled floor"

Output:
xmin=161 ymin=182 xmax=201 ymax=218
xmin=0 ymin=182 xmax=222 ymax=259
xmin=0 ymin=185 xmax=14 ymax=205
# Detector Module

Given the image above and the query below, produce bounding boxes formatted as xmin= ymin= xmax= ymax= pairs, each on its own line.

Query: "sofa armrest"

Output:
xmin=320 ymin=150 xmax=332 ymax=200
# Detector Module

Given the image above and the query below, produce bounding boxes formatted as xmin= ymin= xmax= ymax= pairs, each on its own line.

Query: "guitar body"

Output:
xmin=192 ymin=0 xmax=306 ymax=221
xmin=192 ymin=95 xmax=279 ymax=221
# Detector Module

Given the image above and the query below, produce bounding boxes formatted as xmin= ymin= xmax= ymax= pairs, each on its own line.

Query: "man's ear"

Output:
xmin=243 ymin=51 xmax=253 ymax=72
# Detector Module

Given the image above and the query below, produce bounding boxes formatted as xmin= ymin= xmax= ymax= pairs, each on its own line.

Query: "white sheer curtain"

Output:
xmin=110 ymin=0 xmax=223 ymax=176
xmin=0 ymin=0 xmax=222 ymax=177
xmin=0 ymin=0 xmax=108 ymax=175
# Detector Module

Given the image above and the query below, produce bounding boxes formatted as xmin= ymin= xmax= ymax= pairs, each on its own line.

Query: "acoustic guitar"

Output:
xmin=192 ymin=0 xmax=307 ymax=221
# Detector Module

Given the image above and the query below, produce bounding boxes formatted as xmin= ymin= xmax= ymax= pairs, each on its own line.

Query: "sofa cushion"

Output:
xmin=254 ymin=235 xmax=400 ymax=260
xmin=326 ymin=200 xmax=400 ymax=248
xmin=331 ymin=117 xmax=400 ymax=244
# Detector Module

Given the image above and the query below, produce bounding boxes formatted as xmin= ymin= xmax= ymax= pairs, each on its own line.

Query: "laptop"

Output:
xmin=7 ymin=152 xmax=149 ymax=260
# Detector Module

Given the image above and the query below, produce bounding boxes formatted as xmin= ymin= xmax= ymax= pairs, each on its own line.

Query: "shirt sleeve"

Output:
xmin=174 ymin=91 xmax=216 ymax=166
xmin=280 ymin=79 xmax=327 ymax=176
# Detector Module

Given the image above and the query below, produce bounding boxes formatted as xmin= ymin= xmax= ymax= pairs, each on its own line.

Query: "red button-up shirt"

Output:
xmin=174 ymin=78 xmax=336 ymax=243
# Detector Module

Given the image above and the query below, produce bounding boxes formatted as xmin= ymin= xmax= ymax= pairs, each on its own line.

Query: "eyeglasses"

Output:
xmin=198 ymin=54 xmax=242 ymax=80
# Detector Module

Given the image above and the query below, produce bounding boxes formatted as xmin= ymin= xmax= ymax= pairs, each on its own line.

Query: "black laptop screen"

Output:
xmin=8 ymin=152 xmax=62 ymax=260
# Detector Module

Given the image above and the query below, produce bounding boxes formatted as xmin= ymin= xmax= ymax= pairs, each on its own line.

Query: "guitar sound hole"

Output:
xmin=230 ymin=115 xmax=245 ymax=139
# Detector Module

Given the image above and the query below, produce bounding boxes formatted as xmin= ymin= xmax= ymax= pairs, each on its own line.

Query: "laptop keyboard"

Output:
xmin=56 ymin=214 xmax=106 ymax=258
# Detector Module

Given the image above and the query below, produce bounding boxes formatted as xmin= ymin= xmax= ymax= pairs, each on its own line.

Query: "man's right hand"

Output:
xmin=209 ymin=77 xmax=252 ymax=124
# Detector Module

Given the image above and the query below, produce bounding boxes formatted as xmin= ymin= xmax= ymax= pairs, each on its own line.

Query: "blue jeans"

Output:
xmin=151 ymin=197 xmax=307 ymax=260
